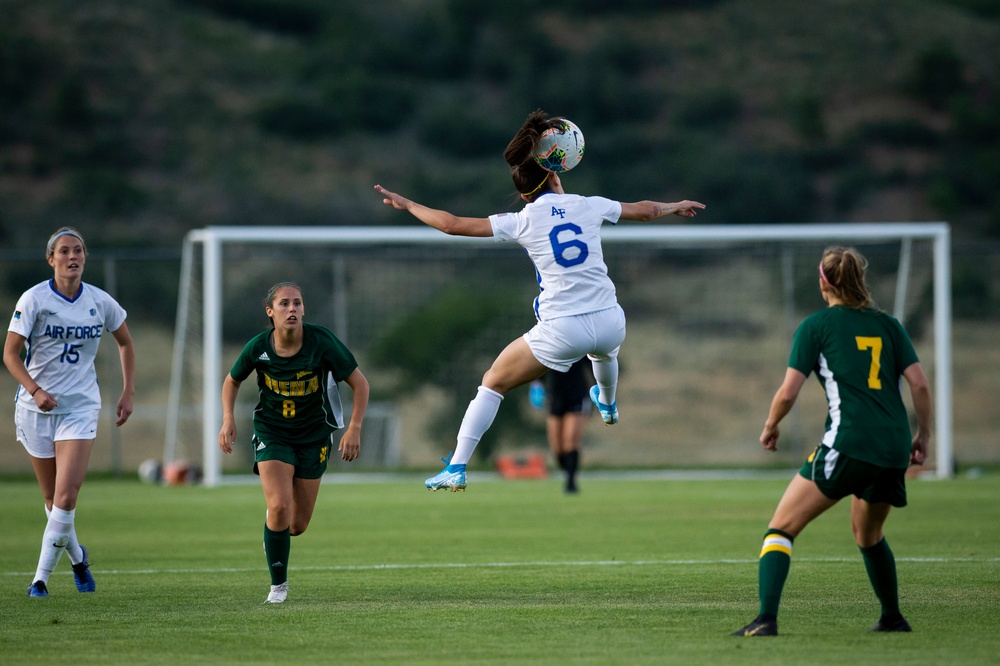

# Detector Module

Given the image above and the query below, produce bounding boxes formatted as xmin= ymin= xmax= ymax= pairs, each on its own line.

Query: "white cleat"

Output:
xmin=265 ymin=582 xmax=288 ymax=604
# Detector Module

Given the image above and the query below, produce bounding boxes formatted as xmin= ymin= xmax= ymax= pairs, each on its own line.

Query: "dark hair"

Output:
xmin=504 ymin=109 xmax=566 ymax=199
xmin=264 ymin=281 xmax=303 ymax=327
xmin=820 ymin=247 xmax=875 ymax=309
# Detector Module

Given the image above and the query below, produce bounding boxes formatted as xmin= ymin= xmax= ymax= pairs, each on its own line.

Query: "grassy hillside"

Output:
xmin=2 ymin=0 xmax=1000 ymax=257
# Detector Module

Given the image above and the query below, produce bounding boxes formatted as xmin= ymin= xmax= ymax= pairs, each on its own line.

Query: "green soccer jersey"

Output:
xmin=229 ymin=323 xmax=358 ymax=444
xmin=789 ymin=306 xmax=919 ymax=469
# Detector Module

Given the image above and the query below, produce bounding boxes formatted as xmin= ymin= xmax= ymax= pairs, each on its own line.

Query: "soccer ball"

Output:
xmin=138 ymin=458 xmax=162 ymax=484
xmin=533 ymin=119 xmax=585 ymax=173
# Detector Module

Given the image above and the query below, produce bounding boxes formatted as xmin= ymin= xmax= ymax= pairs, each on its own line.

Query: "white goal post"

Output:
xmin=168 ymin=223 xmax=952 ymax=487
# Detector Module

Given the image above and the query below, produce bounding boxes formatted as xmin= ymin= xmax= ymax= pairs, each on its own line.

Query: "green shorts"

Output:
xmin=798 ymin=444 xmax=908 ymax=507
xmin=251 ymin=434 xmax=332 ymax=480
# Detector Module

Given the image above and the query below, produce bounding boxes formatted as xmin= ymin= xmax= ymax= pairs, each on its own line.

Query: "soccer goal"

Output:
xmin=167 ymin=223 xmax=952 ymax=487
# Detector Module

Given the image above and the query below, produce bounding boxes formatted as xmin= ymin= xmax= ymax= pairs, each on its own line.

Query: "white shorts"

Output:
xmin=523 ymin=305 xmax=626 ymax=372
xmin=15 ymin=407 xmax=100 ymax=459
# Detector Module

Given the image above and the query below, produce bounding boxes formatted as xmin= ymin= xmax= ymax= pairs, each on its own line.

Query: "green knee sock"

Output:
xmin=758 ymin=529 xmax=794 ymax=618
xmin=264 ymin=525 xmax=291 ymax=586
xmin=861 ymin=538 xmax=900 ymax=619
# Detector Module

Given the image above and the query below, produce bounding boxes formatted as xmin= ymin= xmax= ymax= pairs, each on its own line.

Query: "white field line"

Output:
xmin=6 ymin=556 xmax=998 ymax=578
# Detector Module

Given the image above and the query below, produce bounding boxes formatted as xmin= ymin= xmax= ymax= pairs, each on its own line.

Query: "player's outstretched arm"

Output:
xmin=620 ymin=200 xmax=706 ymax=222
xmin=375 ymin=184 xmax=493 ymax=237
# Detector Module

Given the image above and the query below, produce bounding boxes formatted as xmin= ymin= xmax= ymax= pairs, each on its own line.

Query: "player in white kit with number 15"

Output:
xmin=4 ymin=227 xmax=135 ymax=597
xmin=375 ymin=110 xmax=705 ymax=491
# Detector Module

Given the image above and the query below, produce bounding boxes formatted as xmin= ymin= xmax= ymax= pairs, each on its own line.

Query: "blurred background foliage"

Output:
xmin=4 ymin=1 xmax=1000 ymax=237
xmin=3 ymin=0 xmax=1000 ymax=254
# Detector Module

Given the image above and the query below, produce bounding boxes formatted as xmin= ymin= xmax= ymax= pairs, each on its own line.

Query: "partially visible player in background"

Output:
xmin=5 ymin=227 xmax=135 ymax=598
xmin=544 ymin=357 xmax=593 ymax=494
xmin=732 ymin=247 xmax=932 ymax=637
xmin=375 ymin=109 xmax=705 ymax=492
xmin=218 ymin=282 xmax=370 ymax=604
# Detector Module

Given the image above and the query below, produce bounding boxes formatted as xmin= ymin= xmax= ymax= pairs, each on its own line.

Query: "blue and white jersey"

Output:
xmin=8 ymin=280 xmax=127 ymax=413
xmin=489 ymin=192 xmax=621 ymax=321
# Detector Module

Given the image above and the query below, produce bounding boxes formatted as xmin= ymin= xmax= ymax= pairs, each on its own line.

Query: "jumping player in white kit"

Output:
xmin=375 ymin=109 xmax=705 ymax=491
xmin=4 ymin=227 xmax=135 ymax=597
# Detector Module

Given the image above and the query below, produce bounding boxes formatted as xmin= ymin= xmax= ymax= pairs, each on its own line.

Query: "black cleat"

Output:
xmin=731 ymin=616 xmax=778 ymax=637
xmin=869 ymin=616 xmax=912 ymax=633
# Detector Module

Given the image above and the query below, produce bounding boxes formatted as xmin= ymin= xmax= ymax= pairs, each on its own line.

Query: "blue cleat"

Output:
xmin=27 ymin=580 xmax=48 ymax=598
xmin=72 ymin=544 xmax=96 ymax=593
xmin=589 ymin=385 xmax=618 ymax=425
xmin=425 ymin=453 xmax=467 ymax=492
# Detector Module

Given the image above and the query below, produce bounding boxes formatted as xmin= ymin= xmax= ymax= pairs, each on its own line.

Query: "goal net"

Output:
xmin=167 ymin=223 xmax=952 ymax=486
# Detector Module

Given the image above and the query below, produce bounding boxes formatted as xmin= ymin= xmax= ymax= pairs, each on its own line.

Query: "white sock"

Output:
xmin=591 ymin=358 xmax=619 ymax=405
xmin=450 ymin=386 xmax=504 ymax=465
xmin=47 ymin=504 xmax=83 ymax=565
xmin=34 ymin=506 xmax=74 ymax=584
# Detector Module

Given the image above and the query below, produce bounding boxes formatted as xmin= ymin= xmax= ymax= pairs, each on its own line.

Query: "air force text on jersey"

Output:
xmin=43 ymin=324 xmax=104 ymax=340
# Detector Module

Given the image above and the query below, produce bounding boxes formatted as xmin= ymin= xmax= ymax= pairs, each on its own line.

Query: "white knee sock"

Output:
xmin=34 ymin=506 xmax=74 ymax=584
xmin=591 ymin=358 xmax=619 ymax=405
xmin=450 ymin=386 xmax=504 ymax=465
xmin=46 ymin=505 xmax=83 ymax=565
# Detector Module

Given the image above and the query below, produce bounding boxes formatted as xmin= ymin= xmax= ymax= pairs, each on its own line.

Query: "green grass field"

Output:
xmin=3 ymin=472 xmax=998 ymax=665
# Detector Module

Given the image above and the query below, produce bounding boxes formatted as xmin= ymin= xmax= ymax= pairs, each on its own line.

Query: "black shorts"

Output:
xmin=799 ymin=445 xmax=908 ymax=507
xmin=550 ymin=393 xmax=592 ymax=417
xmin=547 ymin=358 xmax=592 ymax=417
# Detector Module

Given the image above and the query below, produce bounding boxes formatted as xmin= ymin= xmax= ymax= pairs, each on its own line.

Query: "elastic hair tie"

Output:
xmin=524 ymin=172 xmax=550 ymax=197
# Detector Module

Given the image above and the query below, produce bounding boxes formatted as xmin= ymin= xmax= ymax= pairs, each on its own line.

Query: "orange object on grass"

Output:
xmin=496 ymin=453 xmax=549 ymax=479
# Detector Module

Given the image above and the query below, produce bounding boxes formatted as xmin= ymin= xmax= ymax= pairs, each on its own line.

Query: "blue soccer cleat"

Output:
xmin=425 ymin=453 xmax=467 ymax=492
xmin=72 ymin=544 xmax=96 ymax=593
xmin=27 ymin=580 xmax=48 ymax=598
xmin=589 ymin=385 xmax=618 ymax=425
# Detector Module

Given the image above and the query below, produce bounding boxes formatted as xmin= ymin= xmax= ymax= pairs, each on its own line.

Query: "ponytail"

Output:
xmin=819 ymin=247 xmax=875 ymax=309
xmin=504 ymin=109 xmax=566 ymax=198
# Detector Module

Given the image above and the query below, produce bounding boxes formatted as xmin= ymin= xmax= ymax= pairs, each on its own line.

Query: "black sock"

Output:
xmin=564 ymin=450 xmax=579 ymax=489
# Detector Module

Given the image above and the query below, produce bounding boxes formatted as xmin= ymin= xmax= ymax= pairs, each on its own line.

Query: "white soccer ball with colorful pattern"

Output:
xmin=533 ymin=119 xmax=585 ymax=173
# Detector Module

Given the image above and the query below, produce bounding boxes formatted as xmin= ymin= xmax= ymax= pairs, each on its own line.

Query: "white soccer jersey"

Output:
xmin=489 ymin=192 xmax=621 ymax=321
xmin=8 ymin=280 xmax=127 ymax=413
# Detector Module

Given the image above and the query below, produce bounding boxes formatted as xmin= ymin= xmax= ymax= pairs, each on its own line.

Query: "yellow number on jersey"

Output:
xmin=855 ymin=336 xmax=883 ymax=390
xmin=282 ymin=399 xmax=296 ymax=418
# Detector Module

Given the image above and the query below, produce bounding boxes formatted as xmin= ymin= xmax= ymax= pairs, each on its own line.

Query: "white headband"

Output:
xmin=46 ymin=230 xmax=83 ymax=255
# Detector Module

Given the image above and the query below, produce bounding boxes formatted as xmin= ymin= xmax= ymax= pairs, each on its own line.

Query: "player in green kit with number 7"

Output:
xmin=219 ymin=282 xmax=370 ymax=604
xmin=732 ymin=247 xmax=933 ymax=637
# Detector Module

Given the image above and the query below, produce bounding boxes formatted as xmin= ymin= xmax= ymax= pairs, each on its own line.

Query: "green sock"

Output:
xmin=264 ymin=525 xmax=290 ymax=586
xmin=758 ymin=529 xmax=794 ymax=618
xmin=861 ymin=538 xmax=900 ymax=619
